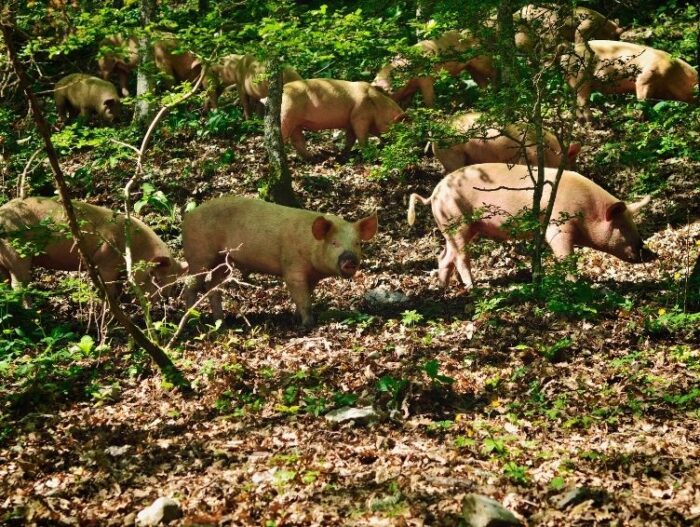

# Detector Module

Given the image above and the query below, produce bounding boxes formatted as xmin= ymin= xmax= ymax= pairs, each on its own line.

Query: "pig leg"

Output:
xmin=350 ymin=115 xmax=371 ymax=148
xmin=117 ymin=69 xmax=130 ymax=97
xmin=416 ymin=77 xmax=435 ymax=107
xmin=283 ymin=273 xmax=315 ymax=328
xmin=449 ymin=230 xmax=476 ymax=289
xmin=2 ymin=253 xmax=33 ymax=308
xmin=437 ymin=242 xmax=456 ymax=287
xmin=546 ymin=226 xmax=574 ymax=258
xmin=238 ymin=83 xmax=252 ymax=119
xmin=289 ymin=128 xmax=312 ymax=160
xmin=342 ymin=128 xmax=357 ymax=153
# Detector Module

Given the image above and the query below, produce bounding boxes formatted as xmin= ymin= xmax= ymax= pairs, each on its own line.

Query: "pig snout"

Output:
xmin=338 ymin=251 xmax=360 ymax=278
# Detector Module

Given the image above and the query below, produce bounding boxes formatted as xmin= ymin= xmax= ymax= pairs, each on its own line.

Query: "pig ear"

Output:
xmin=605 ymin=201 xmax=627 ymax=221
xmin=568 ymin=143 xmax=581 ymax=160
xmin=627 ymin=195 xmax=651 ymax=216
xmin=356 ymin=212 xmax=378 ymax=241
xmin=150 ymin=256 xmax=171 ymax=268
xmin=178 ymin=260 xmax=189 ymax=275
xmin=311 ymin=216 xmax=333 ymax=241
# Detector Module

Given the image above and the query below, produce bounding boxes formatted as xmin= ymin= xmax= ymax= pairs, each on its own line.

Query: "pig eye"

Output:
xmin=331 ymin=240 xmax=339 ymax=246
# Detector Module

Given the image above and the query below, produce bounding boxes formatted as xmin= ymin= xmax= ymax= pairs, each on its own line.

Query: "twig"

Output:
xmin=18 ymin=147 xmax=42 ymax=198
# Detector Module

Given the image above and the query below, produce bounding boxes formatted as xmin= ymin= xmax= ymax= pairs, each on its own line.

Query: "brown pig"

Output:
xmin=153 ymin=36 xmax=203 ymax=85
xmin=562 ymin=40 xmax=698 ymax=122
xmin=0 ymin=197 xmax=187 ymax=305
xmin=182 ymin=196 xmax=378 ymax=327
xmin=98 ymin=34 xmax=139 ymax=97
xmin=207 ymin=54 xmax=302 ymax=115
xmin=281 ymin=79 xmax=405 ymax=159
xmin=373 ymin=30 xmax=494 ymax=107
xmin=55 ymin=73 xmax=120 ymax=124
xmin=433 ymin=112 xmax=581 ymax=173
xmin=407 ymin=163 xmax=656 ymax=289
xmin=98 ymin=34 xmax=202 ymax=94
xmin=514 ymin=5 xmax=623 ymax=49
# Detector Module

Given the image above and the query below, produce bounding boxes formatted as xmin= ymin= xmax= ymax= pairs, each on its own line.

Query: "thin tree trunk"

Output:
xmin=263 ymin=56 xmax=298 ymax=208
xmin=1 ymin=15 xmax=191 ymax=392
xmin=496 ymin=0 xmax=516 ymax=90
xmin=133 ymin=0 xmax=156 ymax=125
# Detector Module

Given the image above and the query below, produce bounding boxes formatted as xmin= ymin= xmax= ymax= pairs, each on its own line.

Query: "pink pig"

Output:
xmin=407 ymin=163 xmax=656 ymax=288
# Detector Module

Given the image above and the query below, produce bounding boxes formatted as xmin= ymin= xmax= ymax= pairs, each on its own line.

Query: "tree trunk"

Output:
xmin=263 ymin=56 xmax=299 ymax=208
xmin=496 ymin=0 xmax=516 ymax=91
xmin=1 ymin=14 xmax=191 ymax=392
xmin=133 ymin=0 xmax=156 ymax=125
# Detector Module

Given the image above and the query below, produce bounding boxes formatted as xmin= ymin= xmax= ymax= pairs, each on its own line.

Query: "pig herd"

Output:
xmin=3 ymin=5 xmax=696 ymax=328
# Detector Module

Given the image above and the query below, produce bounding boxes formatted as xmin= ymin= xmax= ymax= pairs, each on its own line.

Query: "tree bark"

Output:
xmin=1 ymin=14 xmax=191 ymax=392
xmin=263 ymin=56 xmax=299 ymax=208
xmin=496 ymin=0 xmax=516 ymax=91
xmin=133 ymin=0 xmax=156 ymax=125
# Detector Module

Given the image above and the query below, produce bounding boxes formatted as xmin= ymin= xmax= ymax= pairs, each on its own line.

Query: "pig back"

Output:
xmin=183 ymin=196 xmax=330 ymax=277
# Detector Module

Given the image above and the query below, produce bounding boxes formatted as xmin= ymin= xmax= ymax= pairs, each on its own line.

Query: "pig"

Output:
xmin=54 ymin=73 xmax=120 ymax=124
xmin=207 ymin=54 xmax=302 ymax=115
xmin=433 ymin=112 xmax=581 ymax=173
xmin=97 ymin=34 xmax=202 ymax=95
xmin=407 ymin=163 xmax=656 ymax=289
xmin=182 ymin=195 xmax=378 ymax=327
xmin=153 ymin=36 xmax=203 ymax=85
xmin=0 ymin=197 xmax=187 ymax=305
xmin=562 ymin=40 xmax=698 ymax=122
xmin=281 ymin=79 xmax=405 ymax=159
xmin=97 ymin=34 xmax=139 ymax=97
xmin=373 ymin=30 xmax=495 ymax=107
xmin=514 ymin=5 xmax=623 ymax=49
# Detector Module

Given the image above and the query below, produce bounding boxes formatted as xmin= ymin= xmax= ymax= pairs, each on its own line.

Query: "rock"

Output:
xmin=105 ymin=445 xmax=130 ymax=457
xmin=135 ymin=497 xmax=182 ymax=526
xmin=325 ymin=406 xmax=378 ymax=424
xmin=364 ymin=286 xmax=409 ymax=308
xmin=462 ymin=494 xmax=523 ymax=527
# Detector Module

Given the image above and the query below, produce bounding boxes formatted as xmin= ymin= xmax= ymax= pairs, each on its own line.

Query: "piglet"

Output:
xmin=55 ymin=73 xmax=120 ymax=124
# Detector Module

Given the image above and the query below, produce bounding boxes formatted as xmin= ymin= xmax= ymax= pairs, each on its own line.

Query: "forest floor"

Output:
xmin=1 ymin=113 xmax=699 ymax=526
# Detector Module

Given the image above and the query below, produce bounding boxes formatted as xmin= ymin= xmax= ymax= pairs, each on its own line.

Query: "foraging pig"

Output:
xmin=55 ymin=74 xmax=120 ymax=124
xmin=154 ymin=36 xmax=203 ymax=85
xmin=433 ymin=112 xmax=581 ymax=173
xmin=407 ymin=163 xmax=656 ymax=289
xmin=207 ymin=54 xmax=302 ymax=115
xmin=281 ymin=79 xmax=405 ymax=159
xmin=98 ymin=34 xmax=139 ymax=96
xmin=514 ymin=5 xmax=623 ymax=49
xmin=373 ymin=30 xmax=494 ymax=107
xmin=182 ymin=196 xmax=378 ymax=327
xmin=562 ymin=40 xmax=698 ymax=122
xmin=0 ymin=197 xmax=186 ymax=305
xmin=98 ymin=34 xmax=201 ymax=95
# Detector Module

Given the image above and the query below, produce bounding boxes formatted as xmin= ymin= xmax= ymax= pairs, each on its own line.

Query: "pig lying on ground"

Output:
xmin=281 ymin=79 xmax=405 ymax=160
xmin=373 ymin=30 xmax=494 ymax=107
xmin=562 ymin=40 xmax=698 ymax=122
xmin=407 ymin=163 xmax=656 ymax=289
xmin=98 ymin=34 xmax=139 ymax=97
xmin=433 ymin=112 xmax=581 ymax=173
xmin=182 ymin=196 xmax=378 ymax=327
xmin=55 ymin=74 xmax=120 ymax=124
xmin=0 ymin=197 xmax=186 ymax=305
xmin=207 ymin=54 xmax=302 ymax=115
xmin=514 ymin=5 xmax=623 ymax=49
